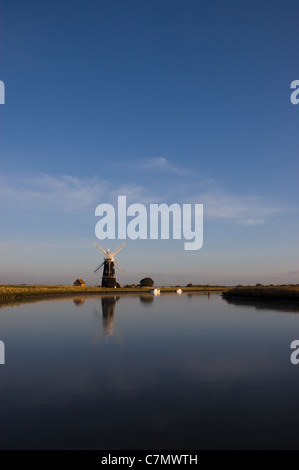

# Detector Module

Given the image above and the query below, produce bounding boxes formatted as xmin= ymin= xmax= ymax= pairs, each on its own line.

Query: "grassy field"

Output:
xmin=0 ymin=284 xmax=225 ymax=305
xmin=2 ymin=284 xmax=299 ymax=305
xmin=223 ymin=285 xmax=299 ymax=301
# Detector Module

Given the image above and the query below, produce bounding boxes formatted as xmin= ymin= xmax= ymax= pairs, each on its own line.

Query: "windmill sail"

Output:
xmin=94 ymin=262 xmax=104 ymax=273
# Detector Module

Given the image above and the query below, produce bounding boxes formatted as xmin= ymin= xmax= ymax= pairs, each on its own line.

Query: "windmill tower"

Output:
xmin=101 ymin=296 xmax=119 ymax=337
xmin=94 ymin=242 xmax=125 ymax=287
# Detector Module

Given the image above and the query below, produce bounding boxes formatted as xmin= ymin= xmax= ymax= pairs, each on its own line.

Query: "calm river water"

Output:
xmin=0 ymin=293 xmax=299 ymax=450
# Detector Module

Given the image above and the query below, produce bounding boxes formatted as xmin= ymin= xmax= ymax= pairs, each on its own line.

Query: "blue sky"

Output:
xmin=0 ymin=0 xmax=299 ymax=285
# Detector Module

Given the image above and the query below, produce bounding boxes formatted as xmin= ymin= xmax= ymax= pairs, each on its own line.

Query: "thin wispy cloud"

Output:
xmin=0 ymin=173 xmax=108 ymax=212
xmin=139 ymin=157 xmax=192 ymax=175
xmin=0 ymin=172 xmax=285 ymax=227
xmin=197 ymin=191 xmax=283 ymax=226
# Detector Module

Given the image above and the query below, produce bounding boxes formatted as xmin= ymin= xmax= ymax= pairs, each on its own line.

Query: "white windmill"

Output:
xmin=94 ymin=242 xmax=126 ymax=287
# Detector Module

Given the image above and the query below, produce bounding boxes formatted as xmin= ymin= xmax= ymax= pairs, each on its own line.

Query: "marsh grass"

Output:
xmin=223 ymin=285 xmax=299 ymax=301
xmin=0 ymin=284 xmax=225 ymax=305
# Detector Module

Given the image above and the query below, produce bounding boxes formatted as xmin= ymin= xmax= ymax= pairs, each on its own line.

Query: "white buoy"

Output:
xmin=150 ymin=289 xmax=160 ymax=296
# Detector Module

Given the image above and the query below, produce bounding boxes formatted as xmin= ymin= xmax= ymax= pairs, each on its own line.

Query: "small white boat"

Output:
xmin=150 ymin=289 xmax=161 ymax=296
xmin=176 ymin=289 xmax=182 ymax=295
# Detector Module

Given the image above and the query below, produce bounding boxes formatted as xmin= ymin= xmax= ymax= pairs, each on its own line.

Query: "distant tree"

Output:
xmin=186 ymin=283 xmax=193 ymax=287
xmin=140 ymin=277 xmax=154 ymax=287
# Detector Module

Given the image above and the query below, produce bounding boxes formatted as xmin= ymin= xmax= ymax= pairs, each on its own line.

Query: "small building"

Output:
xmin=73 ymin=279 xmax=86 ymax=287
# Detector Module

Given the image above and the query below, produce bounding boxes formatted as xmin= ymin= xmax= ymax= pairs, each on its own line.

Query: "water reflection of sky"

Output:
xmin=0 ymin=294 xmax=299 ymax=449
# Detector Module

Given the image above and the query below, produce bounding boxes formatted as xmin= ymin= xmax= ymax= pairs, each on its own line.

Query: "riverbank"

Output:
xmin=223 ymin=286 xmax=299 ymax=302
xmin=0 ymin=284 xmax=226 ymax=305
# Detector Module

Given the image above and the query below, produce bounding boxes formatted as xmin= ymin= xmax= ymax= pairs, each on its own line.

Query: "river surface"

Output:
xmin=0 ymin=293 xmax=299 ymax=450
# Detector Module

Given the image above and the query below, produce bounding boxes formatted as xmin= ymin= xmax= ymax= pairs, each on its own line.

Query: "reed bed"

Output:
xmin=223 ymin=285 xmax=299 ymax=301
xmin=0 ymin=284 xmax=225 ymax=304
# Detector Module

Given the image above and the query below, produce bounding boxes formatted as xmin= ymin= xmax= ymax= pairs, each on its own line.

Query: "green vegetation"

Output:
xmin=223 ymin=285 xmax=299 ymax=301
xmin=139 ymin=277 xmax=154 ymax=287
xmin=0 ymin=285 xmax=146 ymax=304
xmin=0 ymin=284 xmax=226 ymax=306
xmin=3 ymin=284 xmax=298 ymax=306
